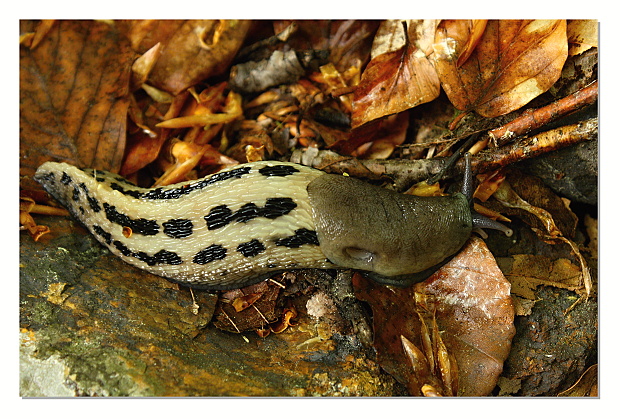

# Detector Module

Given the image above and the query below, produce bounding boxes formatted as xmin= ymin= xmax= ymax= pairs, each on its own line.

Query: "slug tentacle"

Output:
xmin=461 ymin=152 xmax=513 ymax=238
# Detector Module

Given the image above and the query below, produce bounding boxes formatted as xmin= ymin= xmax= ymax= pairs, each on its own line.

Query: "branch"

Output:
xmin=488 ymin=81 xmax=598 ymax=147
xmin=291 ymin=117 xmax=597 ymax=190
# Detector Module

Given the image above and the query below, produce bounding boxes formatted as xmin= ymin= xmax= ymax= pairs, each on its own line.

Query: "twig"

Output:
xmin=291 ymin=117 xmax=596 ymax=189
xmin=291 ymin=147 xmax=449 ymax=190
xmin=474 ymin=117 xmax=597 ymax=173
xmin=487 ymin=81 xmax=598 ymax=147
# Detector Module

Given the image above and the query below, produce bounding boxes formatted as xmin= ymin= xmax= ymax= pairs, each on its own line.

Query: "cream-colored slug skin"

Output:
xmin=35 ymin=161 xmax=338 ymax=290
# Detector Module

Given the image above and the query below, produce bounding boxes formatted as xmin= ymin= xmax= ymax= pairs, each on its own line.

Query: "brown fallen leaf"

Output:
xmin=500 ymin=254 xmax=583 ymax=301
xmin=273 ymin=20 xmax=378 ymax=73
xmin=20 ymin=20 xmax=134 ymax=178
xmin=125 ymin=20 xmax=251 ymax=95
xmin=567 ymin=20 xmax=598 ymax=56
xmin=494 ymin=180 xmax=591 ymax=297
xmin=352 ymin=20 xmax=440 ymax=129
xmin=432 ymin=20 xmax=568 ymax=118
xmin=353 ymin=237 xmax=515 ymax=396
xmin=354 ymin=111 xmax=409 ymax=159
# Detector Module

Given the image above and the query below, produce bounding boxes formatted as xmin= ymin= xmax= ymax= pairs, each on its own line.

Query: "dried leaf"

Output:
xmin=232 ymin=293 xmax=263 ymax=312
xmin=130 ymin=42 xmax=162 ymax=91
xmin=19 ymin=210 xmax=50 ymax=241
xmin=156 ymin=91 xmax=243 ymax=129
xmin=494 ymin=180 xmax=591 ymax=297
xmin=500 ymin=255 xmax=583 ymax=300
xmin=355 ymin=112 xmax=409 ymax=159
xmin=567 ymin=20 xmax=598 ymax=56
xmin=20 ymin=20 xmax=133 ymax=177
xmin=126 ymin=20 xmax=251 ymax=95
xmin=432 ymin=20 xmax=568 ymax=117
xmin=273 ymin=20 xmax=378 ymax=72
xmin=455 ymin=20 xmax=487 ymax=67
xmin=370 ymin=20 xmax=408 ymax=59
xmin=353 ymin=237 xmax=515 ymax=396
xmin=271 ymin=307 xmax=298 ymax=334
xmin=474 ymin=170 xmax=507 ymax=202
xmin=352 ymin=21 xmax=440 ymax=128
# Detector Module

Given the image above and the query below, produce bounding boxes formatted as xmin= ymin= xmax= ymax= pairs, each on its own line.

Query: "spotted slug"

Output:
xmin=34 ymin=156 xmax=511 ymax=290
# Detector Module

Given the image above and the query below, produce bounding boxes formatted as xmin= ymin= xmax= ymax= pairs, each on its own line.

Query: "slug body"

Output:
xmin=35 ymin=158 xmax=510 ymax=290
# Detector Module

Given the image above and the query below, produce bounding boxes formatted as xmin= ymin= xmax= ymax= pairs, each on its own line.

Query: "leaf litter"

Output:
xmin=20 ymin=19 xmax=598 ymax=396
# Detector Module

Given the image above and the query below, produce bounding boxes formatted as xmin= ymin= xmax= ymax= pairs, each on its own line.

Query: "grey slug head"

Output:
xmin=307 ymin=167 xmax=512 ymax=287
xmin=308 ymin=174 xmax=473 ymax=283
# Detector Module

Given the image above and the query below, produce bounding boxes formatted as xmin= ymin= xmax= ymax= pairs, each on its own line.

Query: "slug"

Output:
xmin=34 ymin=156 xmax=511 ymax=290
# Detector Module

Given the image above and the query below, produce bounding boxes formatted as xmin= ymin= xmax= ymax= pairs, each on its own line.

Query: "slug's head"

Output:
xmin=307 ymin=174 xmax=475 ymax=286
xmin=307 ymin=163 xmax=512 ymax=287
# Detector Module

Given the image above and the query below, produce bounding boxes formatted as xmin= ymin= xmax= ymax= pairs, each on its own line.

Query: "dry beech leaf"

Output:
xmin=494 ymin=180 xmax=591 ymax=296
xmin=273 ymin=20 xmax=378 ymax=73
xmin=455 ymin=20 xmax=487 ymax=67
xmin=130 ymin=42 xmax=162 ymax=91
xmin=352 ymin=21 xmax=441 ymax=129
xmin=567 ymin=20 xmax=598 ymax=56
xmin=355 ymin=111 xmax=409 ymax=159
xmin=353 ymin=237 xmax=515 ymax=396
xmin=126 ymin=20 xmax=251 ymax=95
xmin=370 ymin=19 xmax=408 ymax=59
xmin=500 ymin=255 xmax=582 ymax=301
xmin=432 ymin=20 xmax=568 ymax=118
xmin=20 ymin=20 xmax=134 ymax=178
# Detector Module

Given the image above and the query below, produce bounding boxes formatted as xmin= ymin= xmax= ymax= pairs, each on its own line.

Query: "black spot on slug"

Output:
xmin=113 ymin=175 xmax=139 ymax=186
xmin=234 ymin=203 xmax=261 ymax=223
xmin=205 ymin=198 xmax=297 ymax=230
xmin=110 ymin=182 xmax=143 ymax=199
xmin=60 ymin=172 xmax=72 ymax=185
xmin=39 ymin=172 xmax=55 ymax=183
xmin=141 ymin=166 xmax=252 ymax=200
xmin=87 ymin=196 xmax=101 ymax=213
xmin=261 ymin=198 xmax=297 ymax=218
xmin=103 ymin=203 xmax=159 ymax=236
xmin=93 ymin=224 xmax=112 ymax=244
xmin=78 ymin=206 xmax=85 ymax=215
xmin=113 ymin=240 xmax=133 ymax=257
xmin=205 ymin=205 xmax=233 ymax=230
xmin=95 ymin=166 xmax=252 ymax=200
xmin=236 ymin=239 xmax=266 ymax=257
xmin=134 ymin=249 xmax=183 ymax=266
xmin=275 ymin=228 xmax=320 ymax=248
xmin=79 ymin=182 xmax=88 ymax=192
xmin=258 ymin=164 xmax=299 ymax=177
xmin=163 ymin=218 xmax=194 ymax=238
xmin=72 ymin=186 xmax=80 ymax=201
xmin=193 ymin=244 xmax=227 ymax=265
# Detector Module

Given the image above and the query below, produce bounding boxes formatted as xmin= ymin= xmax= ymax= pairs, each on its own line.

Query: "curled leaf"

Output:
xmin=494 ymin=181 xmax=592 ymax=297
xmin=432 ymin=20 xmax=568 ymax=117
